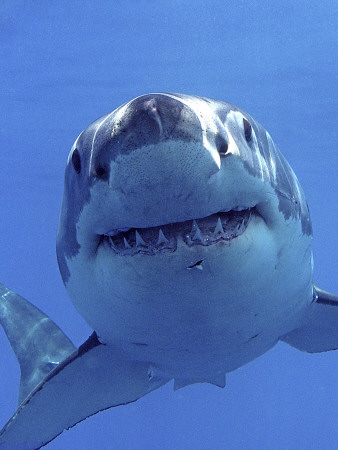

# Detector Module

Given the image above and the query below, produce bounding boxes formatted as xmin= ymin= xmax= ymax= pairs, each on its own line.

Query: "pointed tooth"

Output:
xmin=235 ymin=219 xmax=245 ymax=233
xmin=191 ymin=219 xmax=198 ymax=232
xmin=157 ymin=228 xmax=169 ymax=244
xmin=240 ymin=218 xmax=245 ymax=231
xmin=135 ymin=230 xmax=146 ymax=247
xmin=123 ymin=237 xmax=131 ymax=249
xmin=213 ymin=217 xmax=224 ymax=236
xmin=108 ymin=236 xmax=117 ymax=249
xmin=192 ymin=220 xmax=203 ymax=242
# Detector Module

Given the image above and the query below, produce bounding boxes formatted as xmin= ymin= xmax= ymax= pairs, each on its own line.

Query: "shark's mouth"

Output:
xmin=103 ymin=208 xmax=253 ymax=256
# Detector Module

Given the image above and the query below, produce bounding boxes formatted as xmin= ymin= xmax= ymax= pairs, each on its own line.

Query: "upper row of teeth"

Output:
xmin=105 ymin=206 xmax=249 ymax=238
xmin=188 ymin=217 xmax=247 ymax=244
xmin=106 ymin=210 xmax=249 ymax=250
xmin=107 ymin=228 xmax=170 ymax=250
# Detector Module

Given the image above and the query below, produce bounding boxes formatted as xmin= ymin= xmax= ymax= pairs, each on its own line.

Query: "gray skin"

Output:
xmin=0 ymin=94 xmax=337 ymax=449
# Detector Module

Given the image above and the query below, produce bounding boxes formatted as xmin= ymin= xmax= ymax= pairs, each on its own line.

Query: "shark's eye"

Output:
xmin=72 ymin=149 xmax=81 ymax=174
xmin=243 ymin=118 xmax=252 ymax=142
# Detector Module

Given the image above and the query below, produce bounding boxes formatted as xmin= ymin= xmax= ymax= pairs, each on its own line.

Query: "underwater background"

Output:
xmin=0 ymin=1 xmax=337 ymax=449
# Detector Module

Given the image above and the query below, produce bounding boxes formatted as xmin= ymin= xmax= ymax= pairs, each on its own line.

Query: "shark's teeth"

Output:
xmin=236 ymin=218 xmax=245 ymax=233
xmin=108 ymin=236 xmax=117 ymax=249
xmin=104 ymin=208 xmax=253 ymax=255
xmin=213 ymin=217 xmax=224 ymax=237
xmin=157 ymin=228 xmax=169 ymax=245
xmin=135 ymin=230 xmax=146 ymax=247
xmin=191 ymin=220 xmax=203 ymax=243
xmin=123 ymin=237 xmax=131 ymax=249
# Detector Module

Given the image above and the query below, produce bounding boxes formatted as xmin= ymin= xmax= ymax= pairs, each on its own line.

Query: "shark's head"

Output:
xmin=56 ymin=93 xmax=313 ymax=376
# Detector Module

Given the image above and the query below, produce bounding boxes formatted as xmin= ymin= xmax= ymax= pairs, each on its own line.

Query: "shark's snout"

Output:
xmin=89 ymin=93 xmax=219 ymax=183
xmin=86 ymin=94 xmax=223 ymax=222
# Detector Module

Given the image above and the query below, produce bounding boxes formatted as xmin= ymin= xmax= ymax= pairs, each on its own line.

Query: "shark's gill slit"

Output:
xmin=103 ymin=208 xmax=254 ymax=255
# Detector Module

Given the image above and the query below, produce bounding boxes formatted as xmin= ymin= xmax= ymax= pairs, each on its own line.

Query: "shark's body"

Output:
xmin=0 ymin=94 xmax=337 ymax=448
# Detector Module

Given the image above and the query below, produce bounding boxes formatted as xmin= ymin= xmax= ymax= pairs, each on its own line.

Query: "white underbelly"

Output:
xmin=67 ymin=215 xmax=313 ymax=378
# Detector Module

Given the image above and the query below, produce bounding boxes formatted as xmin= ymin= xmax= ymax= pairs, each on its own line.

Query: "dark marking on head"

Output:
xmin=106 ymin=94 xmax=202 ymax=156
xmin=82 ymin=94 xmax=206 ymax=183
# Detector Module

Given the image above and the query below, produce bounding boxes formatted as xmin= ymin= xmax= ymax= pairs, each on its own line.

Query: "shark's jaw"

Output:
xmin=102 ymin=207 xmax=254 ymax=256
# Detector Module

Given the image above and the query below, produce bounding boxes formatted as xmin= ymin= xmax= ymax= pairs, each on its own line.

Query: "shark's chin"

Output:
xmin=101 ymin=207 xmax=255 ymax=256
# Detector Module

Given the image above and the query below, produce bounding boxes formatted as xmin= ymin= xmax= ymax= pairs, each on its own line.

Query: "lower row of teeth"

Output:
xmin=105 ymin=212 xmax=250 ymax=255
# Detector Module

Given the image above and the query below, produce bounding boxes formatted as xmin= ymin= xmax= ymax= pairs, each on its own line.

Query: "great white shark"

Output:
xmin=0 ymin=93 xmax=337 ymax=448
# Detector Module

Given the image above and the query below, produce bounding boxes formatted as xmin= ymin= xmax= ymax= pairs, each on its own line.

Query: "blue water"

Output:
xmin=0 ymin=1 xmax=337 ymax=449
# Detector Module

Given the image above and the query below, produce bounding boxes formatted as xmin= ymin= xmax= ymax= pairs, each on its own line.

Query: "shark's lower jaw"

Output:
xmin=102 ymin=208 xmax=254 ymax=256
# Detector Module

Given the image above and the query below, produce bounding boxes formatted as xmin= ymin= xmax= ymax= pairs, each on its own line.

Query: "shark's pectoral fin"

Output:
xmin=281 ymin=285 xmax=338 ymax=352
xmin=0 ymin=331 xmax=170 ymax=449
xmin=0 ymin=284 xmax=171 ymax=448
xmin=0 ymin=283 xmax=76 ymax=405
